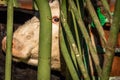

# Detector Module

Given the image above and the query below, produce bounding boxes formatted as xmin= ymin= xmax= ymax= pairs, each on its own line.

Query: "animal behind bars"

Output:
xmin=2 ymin=0 xmax=60 ymax=70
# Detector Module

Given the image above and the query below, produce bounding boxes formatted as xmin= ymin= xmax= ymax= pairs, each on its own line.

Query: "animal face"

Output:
xmin=2 ymin=0 xmax=60 ymax=70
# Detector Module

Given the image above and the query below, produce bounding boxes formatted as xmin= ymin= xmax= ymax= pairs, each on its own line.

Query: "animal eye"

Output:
xmin=52 ymin=16 xmax=59 ymax=23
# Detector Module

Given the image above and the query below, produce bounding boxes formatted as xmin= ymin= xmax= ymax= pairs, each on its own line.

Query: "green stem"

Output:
xmin=71 ymin=10 xmax=82 ymax=58
xmin=72 ymin=0 xmax=90 ymax=74
xmin=70 ymin=10 xmax=82 ymax=69
xmin=35 ymin=0 xmax=52 ymax=80
xmin=13 ymin=0 xmax=19 ymax=7
xmin=33 ymin=1 xmax=38 ymax=11
xmin=60 ymin=27 xmax=79 ymax=80
xmin=60 ymin=0 xmax=90 ymax=80
xmin=68 ymin=0 xmax=102 ymax=76
xmin=75 ymin=0 xmax=81 ymax=16
xmin=5 ymin=0 xmax=13 ymax=80
xmin=101 ymin=0 xmax=120 ymax=80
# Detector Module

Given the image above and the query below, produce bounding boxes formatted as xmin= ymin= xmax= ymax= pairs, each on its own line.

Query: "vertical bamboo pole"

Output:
xmin=35 ymin=0 xmax=52 ymax=80
xmin=101 ymin=0 xmax=120 ymax=80
xmin=5 ymin=0 xmax=13 ymax=80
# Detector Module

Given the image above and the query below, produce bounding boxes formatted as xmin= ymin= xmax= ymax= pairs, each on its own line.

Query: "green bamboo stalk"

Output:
xmin=68 ymin=0 xmax=102 ymax=76
xmin=13 ymin=0 xmax=18 ymax=7
xmin=33 ymin=1 xmax=38 ymax=11
xmin=71 ymin=9 xmax=90 ymax=76
xmin=71 ymin=0 xmax=90 ymax=75
xmin=70 ymin=10 xmax=81 ymax=68
xmin=71 ymin=10 xmax=82 ymax=58
xmin=69 ymin=44 xmax=78 ymax=70
xmin=35 ymin=0 xmax=52 ymax=80
xmin=75 ymin=0 xmax=81 ymax=16
xmin=101 ymin=0 xmax=120 ymax=80
xmin=5 ymin=0 xmax=14 ymax=80
xmin=71 ymin=10 xmax=89 ymax=73
xmin=85 ymin=0 xmax=107 ymax=46
xmin=60 ymin=27 xmax=79 ymax=80
xmin=61 ymin=0 xmax=78 ymax=70
xmin=60 ymin=0 xmax=90 ymax=80
xmin=61 ymin=19 xmax=90 ymax=80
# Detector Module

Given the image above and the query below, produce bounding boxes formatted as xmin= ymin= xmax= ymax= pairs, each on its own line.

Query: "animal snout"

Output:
xmin=2 ymin=37 xmax=30 ymax=59
xmin=2 ymin=37 xmax=22 ymax=51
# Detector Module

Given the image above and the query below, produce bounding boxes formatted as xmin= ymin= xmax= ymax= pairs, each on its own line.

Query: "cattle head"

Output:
xmin=2 ymin=0 xmax=60 ymax=70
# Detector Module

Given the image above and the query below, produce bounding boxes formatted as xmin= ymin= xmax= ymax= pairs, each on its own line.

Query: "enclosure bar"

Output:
xmin=35 ymin=0 xmax=52 ymax=80
xmin=5 ymin=0 xmax=14 ymax=80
